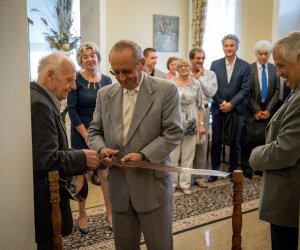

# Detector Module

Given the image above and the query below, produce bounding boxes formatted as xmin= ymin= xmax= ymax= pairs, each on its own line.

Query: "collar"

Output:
xmin=226 ymin=56 xmax=236 ymax=66
xmin=37 ymin=82 xmax=61 ymax=112
xmin=257 ymin=61 xmax=267 ymax=70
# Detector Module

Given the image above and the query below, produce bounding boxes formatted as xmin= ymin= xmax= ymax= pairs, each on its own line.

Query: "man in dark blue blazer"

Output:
xmin=31 ymin=51 xmax=101 ymax=249
xmin=241 ymin=40 xmax=279 ymax=179
xmin=209 ymin=34 xmax=250 ymax=182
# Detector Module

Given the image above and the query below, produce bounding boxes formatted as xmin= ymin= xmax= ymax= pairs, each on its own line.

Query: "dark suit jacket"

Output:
xmin=88 ymin=73 xmax=183 ymax=213
xmin=246 ymin=62 xmax=280 ymax=122
xmin=30 ymin=82 xmax=87 ymax=242
xmin=210 ymin=57 xmax=250 ymax=116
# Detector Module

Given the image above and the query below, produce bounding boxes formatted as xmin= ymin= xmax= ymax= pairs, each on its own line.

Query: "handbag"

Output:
xmin=184 ymin=118 xmax=197 ymax=135
xmin=222 ymin=111 xmax=237 ymax=145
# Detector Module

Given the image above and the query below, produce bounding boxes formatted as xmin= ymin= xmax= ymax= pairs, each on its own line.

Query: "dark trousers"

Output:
xmin=211 ymin=113 xmax=243 ymax=172
xmin=37 ymin=241 xmax=54 ymax=250
xmin=270 ymin=224 xmax=298 ymax=250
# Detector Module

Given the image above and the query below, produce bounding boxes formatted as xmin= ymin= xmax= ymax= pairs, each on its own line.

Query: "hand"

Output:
xmin=219 ymin=101 xmax=233 ymax=113
xmin=99 ymin=147 xmax=119 ymax=166
xmin=260 ymin=110 xmax=270 ymax=119
xmin=254 ymin=111 xmax=262 ymax=120
xmin=121 ymin=152 xmax=143 ymax=162
xmin=82 ymin=149 xmax=101 ymax=170
xmin=198 ymin=124 xmax=206 ymax=135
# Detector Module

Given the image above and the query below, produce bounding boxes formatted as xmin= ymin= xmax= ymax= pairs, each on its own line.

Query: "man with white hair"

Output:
xmin=241 ymin=40 xmax=280 ymax=179
xmin=250 ymin=32 xmax=300 ymax=250
xmin=30 ymin=51 xmax=101 ymax=249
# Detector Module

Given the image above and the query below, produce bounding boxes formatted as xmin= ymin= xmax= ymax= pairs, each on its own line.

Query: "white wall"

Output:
xmin=0 ymin=0 xmax=35 ymax=249
xmin=105 ymin=0 xmax=189 ymax=74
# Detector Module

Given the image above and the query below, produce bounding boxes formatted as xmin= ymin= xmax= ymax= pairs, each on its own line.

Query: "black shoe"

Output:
xmin=78 ymin=219 xmax=89 ymax=234
xmin=243 ymin=170 xmax=253 ymax=179
xmin=254 ymin=170 xmax=263 ymax=176
xmin=227 ymin=172 xmax=233 ymax=179
xmin=208 ymin=176 xmax=218 ymax=183
xmin=91 ymin=173 xmax=101 ymax=186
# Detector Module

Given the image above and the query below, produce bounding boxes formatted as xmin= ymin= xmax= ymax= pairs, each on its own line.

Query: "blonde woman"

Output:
xmin=170 ymin=58 xmax=205 ymax=194
xmin=67 ymin=42 xmax=112 ymax=233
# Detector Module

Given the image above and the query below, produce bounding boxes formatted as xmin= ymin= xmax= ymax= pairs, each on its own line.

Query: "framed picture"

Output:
xmin=153 ymin=14 xmax=179 ymax=52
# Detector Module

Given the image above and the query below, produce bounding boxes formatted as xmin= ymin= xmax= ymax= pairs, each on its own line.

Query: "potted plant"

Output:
xmin=31 ymin=0 xmax=80 ymax=52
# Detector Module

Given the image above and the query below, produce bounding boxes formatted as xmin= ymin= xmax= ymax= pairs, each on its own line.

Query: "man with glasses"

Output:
xmin=143 ymin=47 xmax=166 ymax=79
xmin=189 ymin=48 xmax=217 ymax=188
xmin=88 ymin=40 xmax=183 ymax=249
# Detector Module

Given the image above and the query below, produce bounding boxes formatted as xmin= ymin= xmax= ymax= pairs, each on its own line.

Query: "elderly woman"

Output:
xmin=67 ymin=42 xmax=112 ymax=233
xmin=171 ymin=58 xmax=205 ymax=195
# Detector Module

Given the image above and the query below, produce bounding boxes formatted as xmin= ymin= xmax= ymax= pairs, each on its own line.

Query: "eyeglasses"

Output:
xmin=177 ymin=65 xmax=190 ymax=69
xmin=110 ymin=67 xmax=137 ymax=77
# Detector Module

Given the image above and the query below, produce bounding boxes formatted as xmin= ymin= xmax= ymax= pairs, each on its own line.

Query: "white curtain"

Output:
xmin=202 ymin=0 xmax=238 ymax=69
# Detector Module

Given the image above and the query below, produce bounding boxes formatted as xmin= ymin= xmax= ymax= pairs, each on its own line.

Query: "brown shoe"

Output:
xmin=195 ymin=179 xmax=208 ymax=188
xmin=182 ymin=188 xmax=192 ymax=195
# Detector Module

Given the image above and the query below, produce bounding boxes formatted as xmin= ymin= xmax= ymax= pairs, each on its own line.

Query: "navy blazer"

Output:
xmin=210 ymin=57 xmax=250 ymax=116
xmin=30 ymin=82 xmax=87 ymax=242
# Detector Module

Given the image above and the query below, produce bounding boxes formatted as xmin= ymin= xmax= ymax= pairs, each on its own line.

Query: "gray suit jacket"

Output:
xmin=88 ymin=73 xmax=183 ymax=213
xmin=210 ymin=57 xmax=250 ymax=116
xmin=249 ymin=85 xmax=300 ymax=227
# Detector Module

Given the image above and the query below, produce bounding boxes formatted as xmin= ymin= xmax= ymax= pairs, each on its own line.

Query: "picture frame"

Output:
xmin=153 ymin=14 xmax=179 ymax=52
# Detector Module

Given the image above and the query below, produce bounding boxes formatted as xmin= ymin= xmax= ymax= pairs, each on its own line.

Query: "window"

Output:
xmin=202 ymin=0 xmax=240 ymax=68
xmin=27 ymin=0 xmax=80 ymax=81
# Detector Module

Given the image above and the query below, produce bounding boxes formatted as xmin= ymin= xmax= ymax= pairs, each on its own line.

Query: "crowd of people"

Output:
xmin=30 ymin=32 xmax=299 ymax=250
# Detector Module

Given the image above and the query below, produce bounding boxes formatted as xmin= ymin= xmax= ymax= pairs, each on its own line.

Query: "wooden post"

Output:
xmin=232 ymin=170 xmax=243 ymax=250
xmin=48 ymin=171 xmax=62 ymax=250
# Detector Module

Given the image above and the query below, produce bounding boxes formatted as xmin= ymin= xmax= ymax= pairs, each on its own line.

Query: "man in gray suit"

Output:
xmin=143 ymin=47 xmax=166 ymax=79
xmin=209 ymin=34 xmax=250 ymax=182
xmin=249 ymin=32 xmax=300 ymax=250
xmin=88 ymin=40 xmax=183 ymax=250
xmin=31 ymin=51 xmax=101 ymax=249
xmin=241 ymin=40 xmax=280 ymax=179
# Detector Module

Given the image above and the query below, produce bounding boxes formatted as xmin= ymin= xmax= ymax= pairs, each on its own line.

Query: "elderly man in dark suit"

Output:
xmin=209 ymin=34 xmax=250 ymax=182
xmin=30 ymin=51 xmax=101 ymax=250
xmin=241 ymin=40 xmax=280 ymax=179
xmin=250 ymin=32 xmax=300 ymax=250
xmin=88 ymin=40 xmax=183 ymax=250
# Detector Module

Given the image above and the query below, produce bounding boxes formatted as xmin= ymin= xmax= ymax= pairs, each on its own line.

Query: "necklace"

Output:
xmin=82 ymin=71 xmax=102 ymax=90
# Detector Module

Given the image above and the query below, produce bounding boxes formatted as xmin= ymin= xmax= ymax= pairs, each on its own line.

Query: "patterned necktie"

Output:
xmin=261 ymin=64 xmax=268 ymax=101
xmin=122 ymin=90 xmax=136 ymax=144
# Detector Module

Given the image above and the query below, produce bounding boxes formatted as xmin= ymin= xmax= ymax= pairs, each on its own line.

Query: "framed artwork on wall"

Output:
xmin=153 ymin=14 xmax=179 ymax=52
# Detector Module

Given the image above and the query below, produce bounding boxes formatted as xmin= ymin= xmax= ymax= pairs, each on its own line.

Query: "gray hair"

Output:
xmin=110 ymin=40 xmax=143 ymax=63
xmin=222 ymin=34 xmax=240 ymax=49
xmin=37 ymin=51 xmax=74 ymax=75
xmin=272 ymin=31 xmax=300 ymax=63
xmin=76 ymin=42 xmax=101 ymax=67
xmin=254 ymin=40 xmax=272 ymax=54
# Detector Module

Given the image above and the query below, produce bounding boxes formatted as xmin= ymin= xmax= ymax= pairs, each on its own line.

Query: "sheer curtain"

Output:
xmin=191 ymin=0 xmax=207 ymax=48
xmin=202 ymin=0 xmax=238 ymax=68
